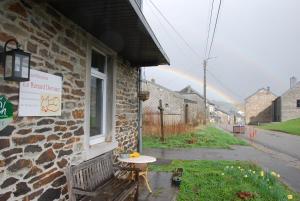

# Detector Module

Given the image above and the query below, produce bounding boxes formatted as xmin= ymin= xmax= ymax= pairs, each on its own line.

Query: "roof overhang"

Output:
xmin=46 ymin=0 xmax=170 ymax=67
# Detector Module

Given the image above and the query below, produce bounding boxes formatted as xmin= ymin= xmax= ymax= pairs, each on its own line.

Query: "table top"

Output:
xmin=118 ymin=155 xmax=156 ymax=164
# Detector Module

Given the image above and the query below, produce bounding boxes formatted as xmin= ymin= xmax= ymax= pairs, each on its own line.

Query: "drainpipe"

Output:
xmin=137 ymin=68 xmax=143 ymax=153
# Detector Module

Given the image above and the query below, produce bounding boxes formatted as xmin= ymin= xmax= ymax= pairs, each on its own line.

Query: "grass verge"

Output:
xmin=143 ymin=126 xmax=247 ymax=149
xmin=150 ymin=160 xmax=300 ymax=201
xmin=259 ymin=118 xmax=300 ymax=136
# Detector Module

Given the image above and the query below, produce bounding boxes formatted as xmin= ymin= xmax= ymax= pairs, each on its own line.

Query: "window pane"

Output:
xmin=91 ymin=50 xmax=106 ymax=73
xmin=22 ymin=57 xmax=29 ymax=79
xmin=5 ymin=55 xmax=13 ymax=77
xmin=90 ymin=76 xmax=103 ymax=137
xmin=297 ymin=100 xmax=300 ymax=108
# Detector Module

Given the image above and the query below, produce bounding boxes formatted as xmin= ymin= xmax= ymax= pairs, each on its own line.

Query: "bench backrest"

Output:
xmin=67 ymin=151 xmax=115 ymax=200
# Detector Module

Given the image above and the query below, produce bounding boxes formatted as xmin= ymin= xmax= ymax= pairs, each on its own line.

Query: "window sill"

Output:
xmin=85 ymin=141 xmax=118 ymax=160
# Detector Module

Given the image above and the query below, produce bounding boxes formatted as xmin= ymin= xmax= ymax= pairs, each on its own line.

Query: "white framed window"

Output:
xmin=89 ymin=50 xmax=107 ymax=145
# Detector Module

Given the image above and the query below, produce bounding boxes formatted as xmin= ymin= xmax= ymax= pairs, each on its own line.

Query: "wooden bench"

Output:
xmin=67 ymin=151 xmax=139 ymax=201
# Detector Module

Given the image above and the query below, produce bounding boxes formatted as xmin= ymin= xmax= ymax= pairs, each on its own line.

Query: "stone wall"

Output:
xmin=142 ymin=80 xmax=184 ymax=124
xmin=281 ymin=83 xmax=300 ymax=121
xmin=215 ymin=110 xmax=230 ymax=125
xmin=245 ymin=88 xmax=277 ymax=124
xmin=0 ymin=1 xmax=139 ymax=200
xmin=115 ymin=61 xmax=139 ymax=153
xmin=180 ymin=93 xmax=205 ymax=124
xmin=142 ymin=80 xmax=203 ymax=125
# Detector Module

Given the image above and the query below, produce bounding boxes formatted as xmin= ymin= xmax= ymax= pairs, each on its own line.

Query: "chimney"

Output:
xmin=266 ymin=86 xmax=270 ymax=92
xmin=290 ymin=76 xmax=297 ymax=89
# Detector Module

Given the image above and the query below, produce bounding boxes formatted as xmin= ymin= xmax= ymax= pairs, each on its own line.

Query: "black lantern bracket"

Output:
xmin=1 ymin=39 xmax=31 ymax=82
xmin=0 ymin=39 xmax=20 ymax=63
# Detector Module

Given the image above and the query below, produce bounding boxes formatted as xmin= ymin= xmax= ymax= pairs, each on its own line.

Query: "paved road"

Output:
xmin=241 ymin=127 xmax=300 ymax=160
xmin=144 ymin=145 xmax=300 ymax=193
xmin=139 ymin=172 xmax=178 ymax=201
xmin=219 ymin=124 xmax=300 ymax=160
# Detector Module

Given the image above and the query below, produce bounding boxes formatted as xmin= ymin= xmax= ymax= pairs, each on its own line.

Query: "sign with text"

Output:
xmin=19 ymin=70 xmax=62 ymax=116
xmin=0 ymin=96 xmax=13 ymax=131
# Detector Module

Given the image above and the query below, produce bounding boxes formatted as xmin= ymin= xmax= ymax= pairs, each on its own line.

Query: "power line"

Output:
xmin=207 ymin=0 xmax=222 ymax=58
xmin=145 ymin=0 xmax=196 ymax=64
xmin=204 ymin=0 xmax=215 ymax=58
xmin=148 ymin=0 xmax=202 ymax=60
xmin=145 ymin=0 xmax=201 ymax=83
xmin=207 ymin=69 xmax=243 ymax=99
xmin=146 ymin=0 xmax=241 ymax=101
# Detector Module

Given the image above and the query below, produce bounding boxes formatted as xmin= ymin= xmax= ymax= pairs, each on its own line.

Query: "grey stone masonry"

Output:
xmin=281 ymin=82 xmax=300 ymax=121
xmin=0 ymin=1 xmax=139 ymax=200
xmin=142 ymin=81 xmax=205 ymax=125
xmin=245 ymin=88 xmax=277 ymax=124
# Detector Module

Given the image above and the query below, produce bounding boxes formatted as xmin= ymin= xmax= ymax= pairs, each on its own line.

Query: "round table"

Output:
xmin=118 ymin=155 xmax=156 ymax=193
xmin=118 ymin=155 xmax=156 ymax=164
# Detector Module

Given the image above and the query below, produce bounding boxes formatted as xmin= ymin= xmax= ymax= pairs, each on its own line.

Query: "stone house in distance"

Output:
xmin=245 ymin=87 xmax=277 ymax=124
xmin=0 ymin=0 xmax=169 ymax=201
xmin=272 ymin=77 xmax=300 ymax=122
xmin=142 ymin=81 xmax=205 ymax=125
xmin=178 ymin=85 xmax=206 ymax=123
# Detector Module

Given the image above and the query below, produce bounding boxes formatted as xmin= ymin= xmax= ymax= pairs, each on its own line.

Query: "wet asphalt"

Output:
xmin=139 ymin=172 xmax=178 ymax=201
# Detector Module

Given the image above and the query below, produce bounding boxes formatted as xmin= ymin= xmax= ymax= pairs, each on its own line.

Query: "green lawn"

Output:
xmin=143 ymin=126 xmax=247 ymax=149
xmin=150 ymin=160 xmax=300 ymax=201
xmin=259 ymin=118 xmax=300 ymax=136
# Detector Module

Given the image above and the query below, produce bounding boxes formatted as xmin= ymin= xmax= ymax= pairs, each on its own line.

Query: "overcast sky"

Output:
xmin=141 ymin=0 xmax=300 ymax=103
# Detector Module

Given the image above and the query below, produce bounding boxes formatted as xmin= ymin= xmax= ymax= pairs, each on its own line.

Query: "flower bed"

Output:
xmin=149 ymin=160 xmax=299 ymax=201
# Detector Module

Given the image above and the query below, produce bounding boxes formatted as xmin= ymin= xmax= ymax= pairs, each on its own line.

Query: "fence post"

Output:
xmin=158 ymin=99 xmax=165 ymax=142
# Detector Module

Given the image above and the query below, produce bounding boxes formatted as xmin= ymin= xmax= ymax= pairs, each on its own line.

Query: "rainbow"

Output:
xmin=154 ymin=65 xmax=239 ymax=103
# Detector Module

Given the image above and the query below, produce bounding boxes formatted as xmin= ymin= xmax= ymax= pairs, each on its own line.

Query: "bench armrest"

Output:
xmin=73 ymin=187 xmax=97 ymax=197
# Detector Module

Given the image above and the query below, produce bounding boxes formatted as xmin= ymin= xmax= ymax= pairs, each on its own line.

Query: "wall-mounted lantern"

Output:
xmin=1 ymin=39 xmax=31 ymax=82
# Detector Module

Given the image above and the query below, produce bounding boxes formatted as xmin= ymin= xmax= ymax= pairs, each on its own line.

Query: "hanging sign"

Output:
xmin=19 ymin=69 xmax=62 ymax=116
xmin=0 ymin=96 xmax=13 ymax=131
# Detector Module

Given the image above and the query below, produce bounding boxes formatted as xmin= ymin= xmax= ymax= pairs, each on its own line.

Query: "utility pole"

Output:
xmin=203 ymin=59 xmax=207 ymax=125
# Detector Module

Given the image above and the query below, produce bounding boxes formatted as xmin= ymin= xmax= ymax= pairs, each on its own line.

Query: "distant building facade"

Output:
xmin=208 ymin=102 xmax=217 ymax=123
xmin=245 ymin=88 xmax=277 ymax=124
xmin=178 ymin=85 xmax=206 ymax=123
xmin=272 ymin=77 xmax=300 ymax=122
xmin=215 ymin=108 xmax=232 ymax=124
xmin=142 ymin=81 xmax=205 ymax=125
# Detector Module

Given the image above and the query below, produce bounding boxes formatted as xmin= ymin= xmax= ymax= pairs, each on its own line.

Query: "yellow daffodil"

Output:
xmin=271 ymin=171 xmax=277 ymax=176
xmin=221 ymin=173 xmax=225 ymax=176
xmin=244 ymin=175 xmax=248 ymax=178
xmin=277 ymin=174 xmax=280 ymax=178
xmin=287 ymin=195 xmax=293 ymax=200
xmin=260 ymin=171 xmax=264 ymax=177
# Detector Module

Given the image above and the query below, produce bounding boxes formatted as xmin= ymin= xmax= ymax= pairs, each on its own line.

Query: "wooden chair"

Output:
xmin=67 ymin=151 xmax=140 ymax=201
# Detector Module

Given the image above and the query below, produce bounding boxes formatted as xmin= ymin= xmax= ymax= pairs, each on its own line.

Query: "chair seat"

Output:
xmin=83 ymin=178 xmax=137 ymax=201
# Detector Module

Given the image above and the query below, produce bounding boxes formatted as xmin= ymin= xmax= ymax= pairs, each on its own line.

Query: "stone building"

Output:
xmin=245 ymin=88 xmax=277 ymax=124
xmin=272 ymin=77 xmax=300 ymax=122
xmin=142 ymin=81 xmax=205 ymax=125
xmin=142 ymin=80 xmax=185 ymax=124
xmin=0 ymin=0 xmax=168 ymax=200
xmin=178 ymin=85 xmax=206 ymax=123
xmin=214 ymin=108 xmax=232 ymax=125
